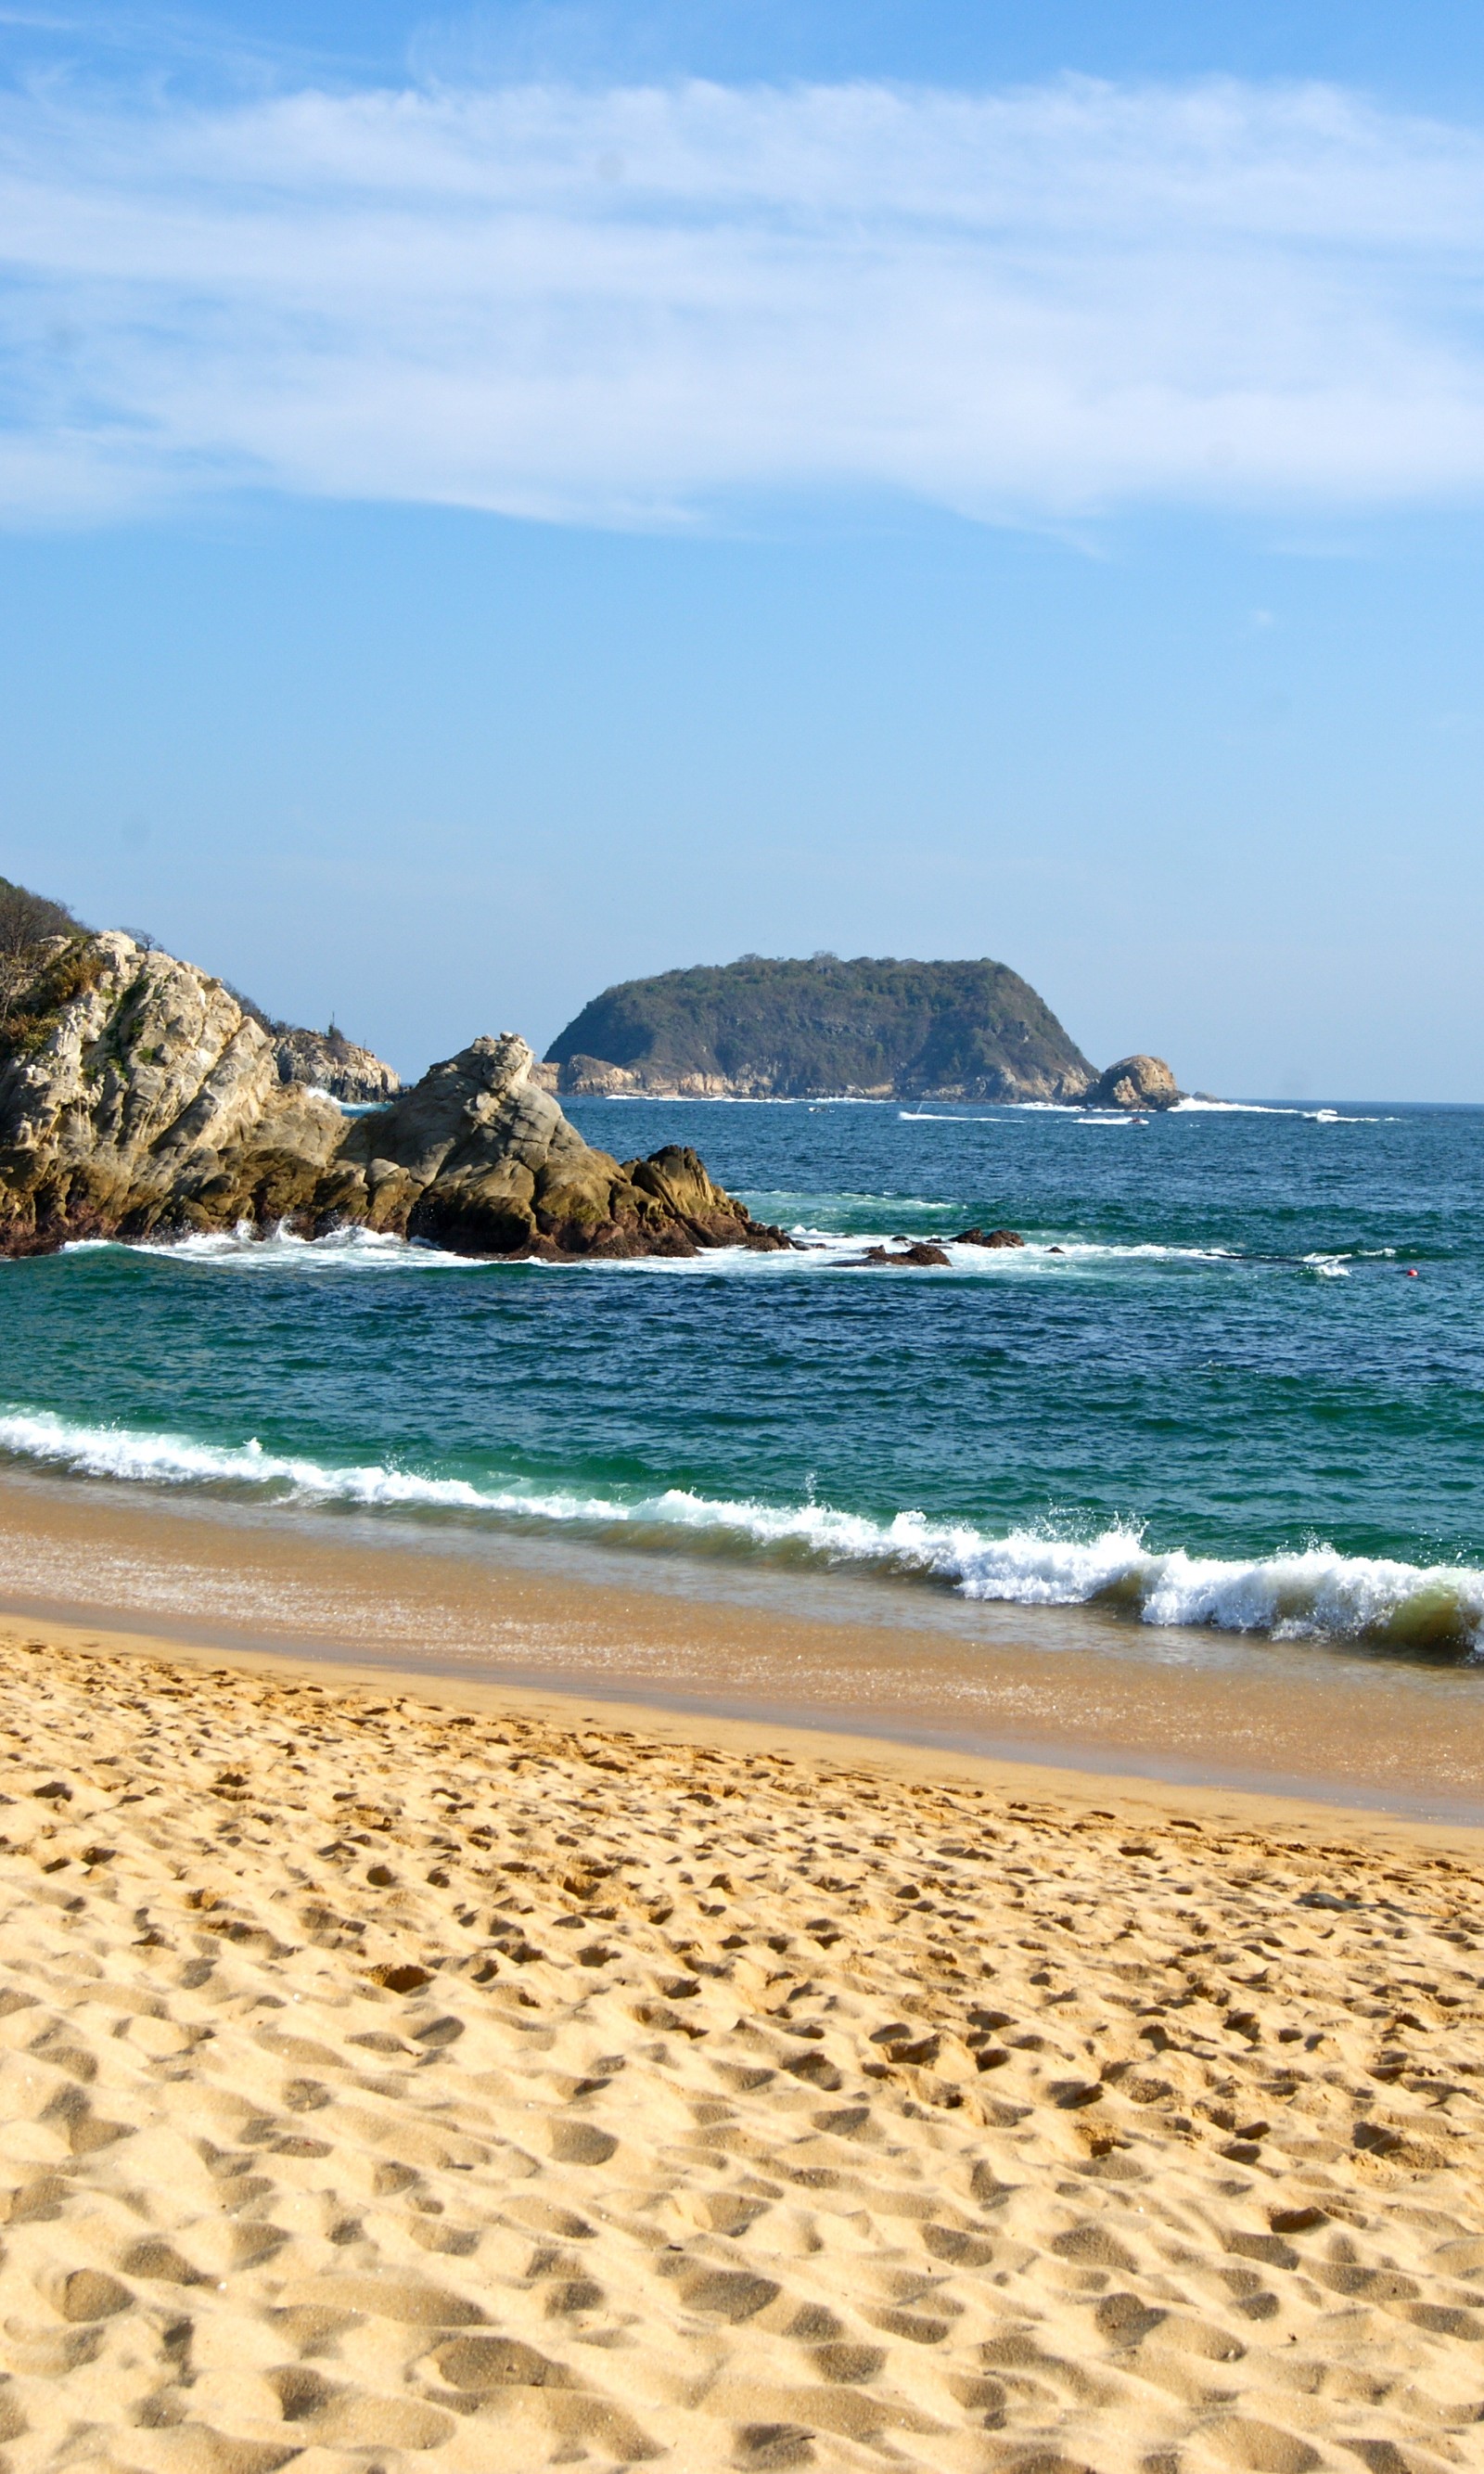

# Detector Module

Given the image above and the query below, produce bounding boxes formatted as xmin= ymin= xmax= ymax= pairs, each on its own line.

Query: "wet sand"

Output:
xmin=0 ymin=1472 xmax=1481 ymax=1820
xmin=0 ymin=1609 xmax=1481 ymax=2474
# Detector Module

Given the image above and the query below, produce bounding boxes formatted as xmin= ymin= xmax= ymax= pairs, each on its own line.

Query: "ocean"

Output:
xmin=4 ymin=1091 xmax=1482 ymax=1672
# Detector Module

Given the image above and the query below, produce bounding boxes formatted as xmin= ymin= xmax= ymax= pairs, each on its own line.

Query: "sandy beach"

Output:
xmin=2 ymin=1474 xmax=1483 ymax=1824
xmin=0 ymin=1612 xmax=1480 ymax=2473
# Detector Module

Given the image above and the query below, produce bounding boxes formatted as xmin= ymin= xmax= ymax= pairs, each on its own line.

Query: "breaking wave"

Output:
xmin=58 ymin=1224 xmax=1248 ymax=1276
xmin=61 ymin=1224 xmax=477 ymax=1272
xmin=1170 ymin=1098 xmax=1391 ymax=1122
xmin=1 ymin=1405 xmax=1479 ymax=1655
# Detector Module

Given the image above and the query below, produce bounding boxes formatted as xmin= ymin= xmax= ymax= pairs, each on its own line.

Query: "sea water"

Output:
xmin=3 ymin=1095 xmax=1482 ymax=1661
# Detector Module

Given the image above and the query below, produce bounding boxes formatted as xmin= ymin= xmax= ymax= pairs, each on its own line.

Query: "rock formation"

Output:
xmin=544 ymin=954 xmax=1185 ymax=1110
xmin=850 ymin=1240 xmax=953 ymax=1268
xmin=0 ymin=934 xmax=788 ymax=1261
xmin=1086 ymin=1055 xmax=1183 ymax=1111
xmin=546 ymin=955 xmax=1097 ymax=1103
xmin=323 ymin=1034 xmax=787 ymax=1259
xmin=560 ymin=1053 xmax=645 ymax=1097
xmin=274 ymin=1027 xmax=401 ymax=1106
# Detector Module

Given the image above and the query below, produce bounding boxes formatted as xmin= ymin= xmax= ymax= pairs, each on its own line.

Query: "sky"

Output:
xmin=3 ymin=6 xmax=1484 ymax=1096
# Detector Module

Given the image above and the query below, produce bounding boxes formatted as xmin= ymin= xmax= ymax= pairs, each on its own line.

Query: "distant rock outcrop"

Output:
xmin=546 ymin=955 xmax=1096 ymax=1103
xmin=274 ymin=1027 xmax=401 ymax=1106
xmin=1086 ymin=1055 xmax=1183 ymax=1111
xmin=0 ymin=933 xmax=787 ymax=1261
xmin=561 ymin=1053 xmax=643 ymax=1097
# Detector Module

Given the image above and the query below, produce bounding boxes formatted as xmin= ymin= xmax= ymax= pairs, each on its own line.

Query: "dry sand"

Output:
xmin=0 ymin=1617 xmax=1481 ymax=2474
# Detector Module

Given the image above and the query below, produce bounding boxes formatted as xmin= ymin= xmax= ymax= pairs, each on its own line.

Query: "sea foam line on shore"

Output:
xmin=2 ymin=1404 xmax=1480 ymax=1653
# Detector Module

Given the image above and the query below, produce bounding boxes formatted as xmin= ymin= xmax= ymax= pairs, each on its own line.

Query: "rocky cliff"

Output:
xmin=274 ymin=1027 xmax=401 ymax=1106
xmin=0 ymin=934 xmax=787 ymax=1261
xmin=546 ymin=955 xmax=1097 ymax=1102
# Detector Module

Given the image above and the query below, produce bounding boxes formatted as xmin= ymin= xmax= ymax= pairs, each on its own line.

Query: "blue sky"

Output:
xmin=3 ymin=4 xmax=1484 ymax=1096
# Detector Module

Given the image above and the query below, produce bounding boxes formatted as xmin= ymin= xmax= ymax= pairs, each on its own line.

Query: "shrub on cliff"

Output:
xmin=0 ymin=878 xmax=97 ymax=1053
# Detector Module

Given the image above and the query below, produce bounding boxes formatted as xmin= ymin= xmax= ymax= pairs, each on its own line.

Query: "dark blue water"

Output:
xmin=4 ymin=1096 xmax=1482 ymax=1652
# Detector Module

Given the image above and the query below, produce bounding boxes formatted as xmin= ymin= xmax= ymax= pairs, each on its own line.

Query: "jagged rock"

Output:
xmin=331 ymin=1034 xmax=785 ymax=1260
xmin=1086 ymin=1055 xmax=1183 ymax=1111
xmin=275 ymin=1028 xmax=400 ymax=1106
xmin=0 ymin=933 xmax=344 ymax=1251
xmin=850 ymin=1241 xmax=952 ymax=1268
xmin=561 ymin=1053 xmax=642 ymax=1096
xmin=0 ymin=935 xmax=790 ymax=1263
xmin=953 ymin=1226 xmax=1025 ymax=1249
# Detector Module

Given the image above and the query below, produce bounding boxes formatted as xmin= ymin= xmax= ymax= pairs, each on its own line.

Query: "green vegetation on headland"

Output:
xmin=0 ymin=878 xmax=102 ymax=1060
xmin=547 ymin=953 xmax=1099 ymax=1102
xmin=0 ymin=880 xmax=395 ymax=1103
xmin=1 ymin=882 xmax=1182 ymax=1139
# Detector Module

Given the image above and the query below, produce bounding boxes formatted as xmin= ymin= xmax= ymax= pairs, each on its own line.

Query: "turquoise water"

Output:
xmin=4 ymin=1095 xmax=1484 ymax=1656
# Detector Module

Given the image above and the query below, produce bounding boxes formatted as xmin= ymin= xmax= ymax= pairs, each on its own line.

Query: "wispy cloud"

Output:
xmin=2 ymin=67 xmax=1484 ymax=527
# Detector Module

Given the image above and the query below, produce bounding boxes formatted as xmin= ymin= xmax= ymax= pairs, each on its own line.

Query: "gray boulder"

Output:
xmin=1086 ymin=1054 xmax=1183 ymax=1111
xmin=0 ymin=935 xmax=788 ymax=1261
xmin=0 ymin=933 xmax=344 ymax=1250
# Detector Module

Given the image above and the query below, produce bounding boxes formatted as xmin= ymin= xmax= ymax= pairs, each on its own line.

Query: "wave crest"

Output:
xmin=0 ymin=1406 xmax=1478 ymax=1655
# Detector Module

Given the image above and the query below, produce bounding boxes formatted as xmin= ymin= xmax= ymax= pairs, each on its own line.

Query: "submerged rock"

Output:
xmin=0 ymin=934 xmax=789 ymax=1262
xmin=1086 ymin=1055 xmax=1183 ymax=1111
xmin=850 ymin=1241 xmax=953 ymax=1268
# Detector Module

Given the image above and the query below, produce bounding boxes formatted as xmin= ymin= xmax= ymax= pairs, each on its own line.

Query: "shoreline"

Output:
xmin=1 ymin=1469 xmax=1482 ymax=1825
xmin=8 ymin=1602 xmax=1484 ymax=1864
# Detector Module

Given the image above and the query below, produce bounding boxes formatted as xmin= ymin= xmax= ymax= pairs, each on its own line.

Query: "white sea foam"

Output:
xmin=1 ymin=1405 xmax=1478 ymax=1651
xmin=56 ymin=1222 xmax=1348 ymax=1283
xmin=304 ymin=1089 xmax=393 ymax=1118
xmin=1171 ymin=1097 xmax=1390 ymax=1122
xmin=0 ymin=1408 xmax=494 ymax=1508
xmin=1171 ymin=1096 xmax=1296 ymax=1116
xmin=64 ymin=1224 xmax=481 ymax=1273
xmin=781 ymin=1230 xmax=1238 ymax=1268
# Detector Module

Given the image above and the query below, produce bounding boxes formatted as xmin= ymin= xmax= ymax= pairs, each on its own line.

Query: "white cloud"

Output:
xmin=2 ymin=69 xmax=1484 ymax=526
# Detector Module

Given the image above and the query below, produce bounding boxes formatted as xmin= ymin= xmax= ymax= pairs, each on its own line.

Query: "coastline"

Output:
xmin=6 ymin=1600 xmax=1484 ymax=1864
xmin=1 ymin=1469 xmax=1482 ymax=1823
xmin=0 ymin=1611 xmax=1479 ymax=2472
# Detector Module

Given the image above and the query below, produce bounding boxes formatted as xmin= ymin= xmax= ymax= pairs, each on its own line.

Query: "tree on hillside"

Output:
xmin=0 ymin=877 xmax=85 ymax=1027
